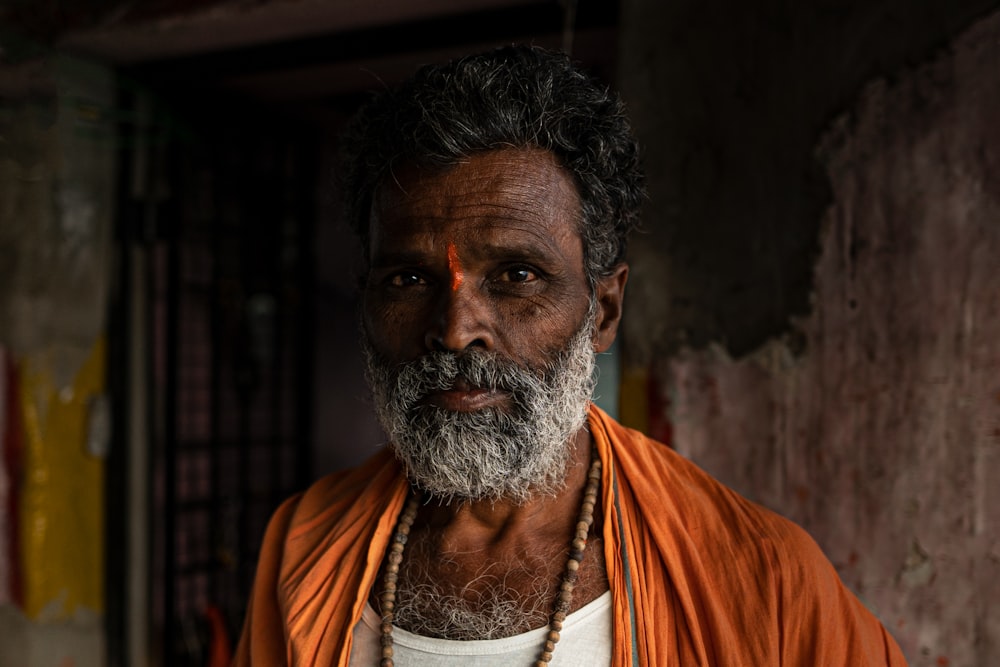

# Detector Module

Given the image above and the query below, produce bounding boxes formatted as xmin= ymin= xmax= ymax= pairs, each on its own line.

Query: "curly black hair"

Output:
xmin=341 ymin=44 xmax=645 ymax=286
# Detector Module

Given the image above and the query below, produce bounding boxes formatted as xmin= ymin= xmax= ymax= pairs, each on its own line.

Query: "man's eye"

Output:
xmin=501 ymin=267 xmax=537 ymax=283
xmin=389 ymin=272 xmax=425 ymax=287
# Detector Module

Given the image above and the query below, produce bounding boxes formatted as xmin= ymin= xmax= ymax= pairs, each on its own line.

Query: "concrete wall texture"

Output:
xmin=621 ymin=4 xmax=1000 ymax=666
xmin=0 ymin=53 xmax=113 ymax=667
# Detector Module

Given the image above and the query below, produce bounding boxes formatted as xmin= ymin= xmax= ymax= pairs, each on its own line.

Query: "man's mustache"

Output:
xmin=393 ymin=350 xmax=540 ymax=399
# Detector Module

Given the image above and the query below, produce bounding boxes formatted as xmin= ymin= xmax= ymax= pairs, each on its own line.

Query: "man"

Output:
xmin=234 ymin=45 xmax=907 ymax=666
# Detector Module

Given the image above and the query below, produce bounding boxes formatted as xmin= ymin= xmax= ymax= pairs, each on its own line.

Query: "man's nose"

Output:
xmin=424 ymin=283 xmax=495 ymax=352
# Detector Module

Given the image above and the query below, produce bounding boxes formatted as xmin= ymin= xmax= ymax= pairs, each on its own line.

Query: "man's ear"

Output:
xmin=592 ymin=263 xmax=628 ymax=353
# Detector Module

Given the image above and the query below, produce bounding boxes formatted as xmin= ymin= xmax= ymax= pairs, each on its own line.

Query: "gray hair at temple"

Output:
xmin=340 ymin=44 xmax=645 ymax=287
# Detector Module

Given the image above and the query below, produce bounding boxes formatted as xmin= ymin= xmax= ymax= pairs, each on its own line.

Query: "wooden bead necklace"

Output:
xmin=377 ymin=448 xmax=602 ymax=667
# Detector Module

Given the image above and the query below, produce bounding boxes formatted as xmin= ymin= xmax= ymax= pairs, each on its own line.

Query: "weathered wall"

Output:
xmin=620 ymin=4 xmax=1000 ymax=666
xmin=0 ymin=48 xmax=114 ymax=667
xmin=619 ymin=0 xmax=997 ymax=359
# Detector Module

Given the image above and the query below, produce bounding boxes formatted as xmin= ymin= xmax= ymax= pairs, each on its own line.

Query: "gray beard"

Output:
xmin=362 ymin=310 xmax=597 ymax=504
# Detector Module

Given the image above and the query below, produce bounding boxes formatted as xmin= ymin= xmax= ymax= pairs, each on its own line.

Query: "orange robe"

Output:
xmin=233 ymin=405 xmax=908 ymax=665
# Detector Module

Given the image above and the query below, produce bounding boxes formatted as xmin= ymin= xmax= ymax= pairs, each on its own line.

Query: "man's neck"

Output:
xmin=375 ymin=428 xmax=610 ymax=640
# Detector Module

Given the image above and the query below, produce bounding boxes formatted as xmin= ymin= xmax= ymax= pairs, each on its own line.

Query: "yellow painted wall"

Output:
xmin=18 ymin=337 xmax=105 ymax=619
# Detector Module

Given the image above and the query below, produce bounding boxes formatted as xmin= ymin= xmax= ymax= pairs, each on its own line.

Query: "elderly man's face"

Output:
xmin=364 ymin=148 xmax=594 ymax=375
xmin=361 ymin=148 xmax=623 ymax=500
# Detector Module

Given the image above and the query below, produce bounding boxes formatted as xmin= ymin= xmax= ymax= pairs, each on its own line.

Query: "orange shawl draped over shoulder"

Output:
xmin=233 ymin=405 xmax=907 ymax=666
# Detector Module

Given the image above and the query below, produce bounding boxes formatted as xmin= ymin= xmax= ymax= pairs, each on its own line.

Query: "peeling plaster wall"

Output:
xmin=618 ymin=0 xmax=998 ymax=359
xmin=0 ymin=50 xmax=114 ymax=667
xmin=621 ymin=7 xmax=1000 ymax=666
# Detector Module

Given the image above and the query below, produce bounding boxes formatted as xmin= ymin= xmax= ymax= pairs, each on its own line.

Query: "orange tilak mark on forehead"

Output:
xmin=446 ymin=241 xmax=464 ymax=291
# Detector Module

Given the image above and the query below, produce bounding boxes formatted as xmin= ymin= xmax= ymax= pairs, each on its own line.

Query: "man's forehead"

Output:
xmin=374 ymin=149 xmax=577 ymax=207
xmin=368 ymin=148 xmax=583 ymax=247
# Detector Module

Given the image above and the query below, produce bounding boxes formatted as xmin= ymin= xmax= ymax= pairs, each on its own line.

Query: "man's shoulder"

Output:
xmin=593 ymin=406 xmax=825 ymax=562
xmin=595 ymin=409 xmax=906 ymax=664
xmin=296 ymin=447 xmax=401 ymax=526
xmin=260 ymin=447 xmax=402 ymax=547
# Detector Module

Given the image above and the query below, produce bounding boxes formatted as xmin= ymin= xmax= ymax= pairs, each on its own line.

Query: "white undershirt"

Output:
xmin=348 ymin=590 xmax=613 ymax=666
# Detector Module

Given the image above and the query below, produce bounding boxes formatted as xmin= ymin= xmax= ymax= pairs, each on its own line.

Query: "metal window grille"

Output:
xmin=142 ymin=112 xmax=315 ymax=666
